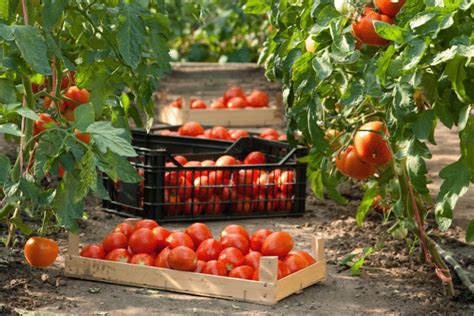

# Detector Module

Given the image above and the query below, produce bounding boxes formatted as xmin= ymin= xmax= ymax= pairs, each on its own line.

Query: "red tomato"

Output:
xmin=227 ymin=97 xmax=248 ymax=109
xmin=63 ymin=108 xmax=75 ymax=121
xmin=206 ymin=195 xmax=224 ymax=215
xmin=178 ymin=122 xmax=205 ymax=137
xmin=230 ymin=129 xmax=249 ymax=140
xmin=224 ymin=86 xmax=246 ymax=104
xmin=247 ymin=90 xmax=269 ymax=108
xmin=130 ymin=253 xmax=154 ymax=266
xmin=354 ymin=121 xmax=392 ymax=166
xmin=102 ymin=232 xmax=128 ymax=254
xmin=58 ymin=164 xmax=65 ymax=178
xmin=134 ymin=219 xmax=159 ymax=231
xmin=194 ymin=176 xmax=214 ymax=200
xmin=278 ymin=260 xmax=291 ymax=279
xmin=259 ymin=128 xmax=279 ymax=139
xmin=80 ymin=244 xmax=105 ymax=260
xmin=174 ymin=155 xmax=188 ymax=165
xmin=113 ymin=223 xmax=134 ymax=239
xmin=105 ymin=248 xmax=130 ymax=263
xmin=34 ymin=113 xmax=56 ymax=135
xmin=243 ymin=151 xmax=266 ymax=165
xmin=220 ymin=185 xmax=237 ymax=201
xmin=375 ymin=0 xmax=406 ymax=17
xmin=166 ymin=232 xmax=195 ymax=250
xmin=210 ymin=100 xmax=226 ymax=109
xmin=278 ymin=134 xmax=287 ymax=141
xmin=229 ymin=265 xmax=255 ymax=280
xmin=275 ymin=192 xmax=293 ymax=212
xmin=183 ymin=198 xmax=204 ymax=216
xmin=221 ymin=234 xmax=250 ymax=255
xmin=165 ymin=191 xmax=183 ymax=216
xmin=201 ymin=160 xmax=215 ymax=167
xmin=154 ymin=248 xmax=171 ymax=268
xmin=43 ymin=95 xmax=66 ymax=112
xmin=278 ymin=171 xmax=295 ymax=194
xmin=196 ymin=238 xmax=223 ymax=261
xmin=74 ymin=129 xmax=91 ymax=144
xmin=191 ymin=99 xmax=207 ymax=109
xmin=194 ymin=260 xmax=207 ymax=273
xmin=283 ymin=254 xmax=309 ymax=273
xmin=128 ymin=228 xmax=159 ymax=254
xmin=218 ymin=247 xmax=245 ymax=271
xmin=64 ymin=86 xmax=89 ymax=109
xmin=244 ymin=251 xmax=262 ymax=269
xmin=254 ymin=172 xmax=279 ymax=196
xmin=291 ymin=251 xmax=316 ymax=265
xmin=263 ymin=134 xmax=278 ymax=141
xmin=236 ymin=169 xmax=259 ymax=196
xmin=335 ymin=145 xmax=376 ymax=180
xmin=209 ymin=126 xmax=232 ymax=140
xmin=202 ymin=260 xmax=228 ymax=276
xmin=152 ymin=226 xmax=171 ymax=252
xmin=167 ymin=246 xmax=197 ymax=271
xmin=169 ymin=97 xmax=182 ymax=108
xmin=253 ymin=193 xmax=277 ymax=213
xmin=352 ymin=8 xmax=394 ymax=46
xmin=250 ymin=229 xmax=273 ymax=252
xmin=261 ymin=232 xmax=293 ymax=257
xmin=221 ymin=224 xmax=250 ymax=241
xmin=230 ymin=196 xmax=253 ymax=214
xmin=216 ymin=155 xmax=238 ymax=167
xmin=185 ymin=223 xmax=213 ymax=248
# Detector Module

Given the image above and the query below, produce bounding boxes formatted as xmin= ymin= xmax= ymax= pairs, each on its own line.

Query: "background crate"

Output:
xmin=102 ymin=136 xmax=308 ymax=222
xmin=154 ymin=63 xmax=284 ymax=127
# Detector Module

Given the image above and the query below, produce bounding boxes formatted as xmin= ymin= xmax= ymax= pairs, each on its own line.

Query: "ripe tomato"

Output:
xmin=224 ymin=86 xmax=246 ymax=104
xmin=152 ymin=226 xmax=171 ymax=252
xmin=250 ymin=229 xmax=273 ymax=252
xmin=236 ymin=169 xmax=258 ymax=196
xmin=243 ymin=151 xmax=266 ymax=165
xmin=216 ymin=155 xmax=238 ymax=180
xmin=58 ymin=164 xmax=65 ymax=178
xmin=43 ymin=95 xmax=66 ymax=112
xmin=253 ymin=194 xmax=276 ymax=212
xmin=166 ymin=232 xmax=195 ymax=250
xmin=135 ymin=219 xmax=159 ymax=230
xmin=218 ymin=247 xmax=245 ymax=271
xmin=74 ymin=129 xmax=91 ymax=144
xmin=185 ymin=223 xmax=213 ymax=248
xmin=63 ymin=107 xmax=75 ymax=121
xmin=206 ymin=195 xmax=224 ymax=215
xmin=24 ymin=237 xmax=58 ymax=267
xmin=251 ymin=260 xmax=290 ymax=281
xmin=231 ymin=195 xmax=253 ymax=214
xmin=173 ymin=155 xmax=188 ymax=165
xmin=278 ymin=134 xmax=287 ymax=141
xmin=105 ymin=248 xmax=130 ymax=263
xmin=167 ymin=246 xmax=197 ymax=271
xmin=154 ymin=248 xmax=171 ymax=268
xmin=247 ymin=90 xmax=269 ymax=108
xmin=194 ymin=260 xmax=207 ymax=273
xmin=261 ymin=232 xmax=293 ymax=257
xmin=372 ymin=194 xmax=391 ymax=213
xmin=191 ymin=99 xmax=207 ymax=109
xmin=130 ymin=253 xmax=154 ymax=266
xmin=244 ymin=251 xmax=262 ymax=269
xmin=221 ymin=234 xmax=250 ymax=255
xmin=184 ymin=198 xmax=204 ymax=216
xmin=227 ymin=97 xmax=248 ymax=109
xmin=202 ymin=260 xmax=228 ymax=276
xmin=259 ymin=128 xmax=279 ymax=139
xmin=80 ymin=244 xmax=105 ymax=260
xmin=352 ymin=8 xmax=394 ymax=46
xmin=128 ymin=228 xmax=158 ymax=254
xmin=209 ymin=126 xmax=232 ymax=140
xmin=102 ymin=232 xmax=128 ymax=254
xmin=278 ymin=171 xmax=295 ymax=194
xmin=64 ymin=86 xmax=89 ymax=109
xmin=113 ymin=223 xmax=134 ymax=238
xmin=178 ymin=122 xmax=205 ymax=137
xmin=194 ymin=176 xmax=215 ymax=200
xmin=210 ymin=99 xmax=226 ymax=109
xmin=375 ymin=0 xmax=406 ymax=17
xmin=165 ymin=191 xmax=183 ymax=216
xmin=229 ymin=265 xmax=255 ymax=280
xmin=169 ymin=97 xmax=182 ymax=108
xmin=221 ymin=224 xmax=250 ymax=241
xmin=230 ymin=129 xmax=249 ymax=140
xmin=283 ymin=254 xmax=309 ymax=273
xmin=275 ymin=192 xmax=293 ymax=212
xmin=291 ymin=251 xmax=316 ymax=265
xmin=354 ymin=121 xmax=392 ymax=166
xmin=195 ymin=238 xmax=222 ymax=261
xmin=335 ymin=145 xmax=376 ymax=180
xmin=254 ymin=172 xmax=278 ymax=196
xmin=34 ymin=113 xmax=56 ymax=135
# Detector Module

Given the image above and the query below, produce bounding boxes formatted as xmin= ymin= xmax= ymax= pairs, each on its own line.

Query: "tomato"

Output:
xmin=259 ymin=128 xmax=279 ymax=139
xmin=135 ymin=219 xmax=159 ymax=230
xmin=278 ymin=171 xmax=295 ymax=194
xmin=375 ymin=0 xmax=406 ymax=17
xmin=244 ymin=251 xmax=262 ymax=269
xmin=202 ymin=260 xmax=228 ymax=276
xmin=170 ymin=97 xmax=182 ymax=108
xmin=209 ymin=126 xmax=232 ymax=140
xmin=80 ymin=244 xmax=105 ymax=260
xmin=152 ymin=226 xmax=171 ymax=252
xmin=221 ymin=224 xmax=250 ymax=241
xmin=210 ymin=99 xmax=226 ymax=109
xmin=218 ymin=247 xmax=245 ymax=271
xmin=64 ymin=86 xmax=89 ymax=109
xmin=275 ymin=192 xmax=293 ymax=212
xmin=221 ymin=234 xmax=250 ymax=255
xmin=291 ymin=251 xmax=316 ymax=265
xmin=229 ymin=265 xmax=255 ymax=280
xmin=167 ymin=246 xmax=197 ymax=271
xmin=183 ymin=198 xmax=204 ymax=216
xmin=112 ymin=223 xmax=134 ymax=240
xmin=246 ymin=90 xmax=269 ymax=108
xmin=173 ymin=155 xmax=188 ymax=165
xmin=24 ymin=237 xmax=58 ymax=268
xmin=216 ymin=155 xmax=238 ymax=180
xmin=224 ymin=86 xmax=246 ymax=104
xmin=154 ymin=248 xmax=171 ymax=268
xmin=63 ymin=107 xmax=75 ymax=121
xmin=130 ymin=253 xmax=154 ymax=266
xmin=206 ymin=195 xmax=224 ymax=215
xmin=235 ymin=170 xmax=258 ymax=196
xmin=354 ymin=121 xmax=392 ymax=166
xmin=335 ymin=145 xmax=376 ymax=180
xmin=165 ymin=191 xmax=183 ymax=216
xmin=227 ymin=97 xmax=248 ymax=109
xmin=166 ymin=232 xmax=195 ymax=250
xmin=254 ymin=172 xmax=279 ymax=196
xmin=194 ymin=260 xmax=207 ymax=273
xmin=58 ymin=164 xmax=65 ymax=178
xmin=253 ymin=193 xmax=276 ymax=212
xmin=102 ymin=232 xmax=128 ymax=254
xmin=128 ymin=228 xmax=158 ymax=254
xmin=243 ymin=151 xmax=266 ymax=165
xmin=250 ymin=229 xmax=273 ymax=252
xmin=231 ymin=195 xmax=253 ymax=214
xmin=74 ymin=129 xmax=91 ymax=144
xmin=278 ymin=134 xmax=287 ymax=141
xmin=105 ymin=248 xmax=130 ymax=263
xmin=261 ymin=232 xmax=293 ymax=257
xmin=178 ymin=122 xmax=205 ymax=137
xmin=278 ymin=260 xmax=291 ymax=279
xmin=372 ymin=194 xmax=391 ymax=213
xmin=191 ymin=99 xmax=207 ymax=109
xmin=284 ymin=254 xmax=309 ymax=273
xmin=194 ymin=176 xmax=215 ymax=200
xmin=230 ymin=129 xmax=249 ymax=140
xmin=60 ymin=71 xmax=75 ymax=90
xmin=185 ymin=223 xmax=213 ymax=248
xmin=305 ymin=36 xmax=316 ymax=53
xmin=34 ymin=113 xmax=56 ymax=135
xmin=195 ymin=238 xmax=222 ymax=262
xmin=43 ymin=96 xmax=65 ymax=112
xmin=352 ymin=8 xmax=394 ymax=46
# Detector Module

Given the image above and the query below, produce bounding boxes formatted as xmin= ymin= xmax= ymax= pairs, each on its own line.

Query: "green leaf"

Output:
xmin=460 ymin=118 xmax=474 ymax=173
xmin=42 ymin=0 xmax=68 ymax=30
xmin=73 ymin=150 xmax=96 ymax=203
xmin=376 ymin=45 xmax=395 ymax=86
xmin=0 ymin=123 xmax=22 ymax=137
xmin=15 ymin=107 xmax=39 ymax=120
xmin=0 ymin=154 xmax=11 ymax=184
xmin=53 ymin=172 xmax=85 ymax=231
xmin=0 ymin=1 xmax=9 ymax=20
xmin=74 ymin=103 xmax=95 ymax=131
xmin=12 ymin=25 xmax=51 ymax=75
xmin=402 ymin=39 xmax=427 ymax=71
xmin=444 ymin=56 xmax=471 ymax=104
xmin=356 ymin=184 xmax=378 ymax=226
xmin=244 ymin=0 xmax=270 ymax=14
xmin=10 ymin=217 xmax=33 ymax=235
xmin=0 ymin=79 xmax=17 ymax=104
xmin=310 ymin=169 xmax=324 ymax=199
xmin=96 ymin=150 xmax=142 ymax=183
xmin=87 ymin=121 xmax=136 ymax=157
xmin=307 ymin=96 xmax=329 ymax=153
xmin=117 ymin=4 xmax=145 ymax=69
xmin=19 ymin=174 xmax=40 ymax=201
xmin=350 ymin=247 xmax=373 ymax=276
xmin=91 ymin=176 xmax=110 ymax=201
xmin=373 ymin=21 xmax=403 ymax=43
xmin=466 ymin=219 xmax=474 ymax=243
xmin=312 ymin=50 xmax=333 ymax=82
xmin=412 ymin=109 xmax=436 ymax=142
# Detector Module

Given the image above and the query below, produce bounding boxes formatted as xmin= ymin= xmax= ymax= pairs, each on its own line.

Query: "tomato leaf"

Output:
xmin=0 ymin=79 xmax=16 ymax=104
xmin=87 ymin=121 xmax=136 ymax=157
xmin=53 ymin=173 xmax=85 ymax=232
xmin=42 ymin=0 xmax=68 ymax=30
xmin=373 ymin=22 xmax=403 ymax=43
xmin=412 ymin=110 xmax=436 ymax=143
xmin=310 ymin=169 xmax=324 ymax=200
xmin=73 ymin=150 xmax=96 ymax=203
xmin=12 ymin=25 xmax=51 ymax=75
xmin=15 ymin=107 xmax=39 ymax=121
xmin=401 ymin=39 xmax=428 ymax=71
xmin=0 ymin=123 xmax=22 ymax=137
xmin=356 ymin=184 xmax=378 ymax=226
xmin=10 ymin=217 xmax=33 ymax=235
xmin=96 ymin=150 xmax=142 ymax=183
xmin=466 ymin=220 xmax=474 ymax=243
xmin=244 ymin=0 xmax=270 ymax=14
xmin=74 ymin=103 xmax=95 ymax=132
xmin=91 ymin=177 xmax=110 ymax=201
xmin=19 ymin=174 xmax=40 ymax=201
xmin=0 ymin=154 xmax=11 ymax=184
xmin=117 ymin=4 xmax=145 ymax=69
xmin=460 ymin=118 xmax=474 ymax=173
xmin=350 ymin=247 xmax=373 ymax=276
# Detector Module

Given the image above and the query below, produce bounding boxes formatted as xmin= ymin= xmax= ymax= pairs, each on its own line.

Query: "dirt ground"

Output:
xmin=1 ymin=125 xmax=473 ymax=315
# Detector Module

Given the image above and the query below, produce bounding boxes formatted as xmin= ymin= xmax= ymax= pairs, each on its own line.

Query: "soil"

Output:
xmin=1 ymin=125 xmax=473 ymax=315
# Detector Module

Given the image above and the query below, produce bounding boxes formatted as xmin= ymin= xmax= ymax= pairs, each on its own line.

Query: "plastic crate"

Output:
xmin=102 ymin=137 xmax=307 ymax=222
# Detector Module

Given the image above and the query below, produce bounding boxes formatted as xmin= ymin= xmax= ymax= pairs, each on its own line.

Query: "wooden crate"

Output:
xmin=154 ymin=63 xmax=283 ymax=127
xmin=65 ymin=233 xmax=326 ymax=305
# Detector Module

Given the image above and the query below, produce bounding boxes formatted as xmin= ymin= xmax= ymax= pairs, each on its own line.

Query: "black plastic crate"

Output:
xmin=102 ymin=137 xmax=307 ymax=222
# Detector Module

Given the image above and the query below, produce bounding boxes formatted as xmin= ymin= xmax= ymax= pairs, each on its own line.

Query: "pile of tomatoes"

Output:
xmin=168 ymin=86 xmax=270 ymax=110
xmin=80 ymin=221 xmax=316 ymax=280
xmin=159 ymin=121 xmax=287 ymax=141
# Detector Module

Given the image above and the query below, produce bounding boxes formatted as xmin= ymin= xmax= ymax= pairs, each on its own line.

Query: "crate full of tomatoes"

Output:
xmin=102 ymin=136 xmax=307 ymax=222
